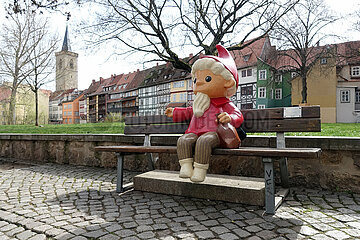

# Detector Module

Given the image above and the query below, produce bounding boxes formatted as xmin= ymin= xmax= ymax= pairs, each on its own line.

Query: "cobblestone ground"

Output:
xmin=0 ymin=162 xmax=359 ymax=240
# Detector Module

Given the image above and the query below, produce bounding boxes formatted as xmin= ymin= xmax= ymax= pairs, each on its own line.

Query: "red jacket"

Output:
xmin=173 ymin=97 xmax=244 ymax=136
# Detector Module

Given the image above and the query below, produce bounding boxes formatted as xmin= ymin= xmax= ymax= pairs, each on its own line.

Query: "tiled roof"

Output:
xmin=335 ymin=40 xmax=360 ymax=66
xmin=49 ymin=88 xmax=77 ymax=101
xmin=231 ymin=35 xmax=270 ymax=69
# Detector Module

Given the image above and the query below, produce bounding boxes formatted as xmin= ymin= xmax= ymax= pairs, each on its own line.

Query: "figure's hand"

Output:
xmin=165 ymin=107 xmax=174 ymax=118
xmin=217 ymin=112 xmax=232 ymax=124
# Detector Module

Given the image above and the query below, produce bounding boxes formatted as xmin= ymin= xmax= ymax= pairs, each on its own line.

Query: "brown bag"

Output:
xmin=216 ymin=115 xmax=241 ymax=149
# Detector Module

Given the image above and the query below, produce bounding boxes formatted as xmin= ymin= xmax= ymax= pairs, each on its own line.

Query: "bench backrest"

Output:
xmin=124 ymin=106 xmax=321 ymax=135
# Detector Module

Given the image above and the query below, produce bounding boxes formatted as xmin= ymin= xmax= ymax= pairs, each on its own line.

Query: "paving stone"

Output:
xmin=311 ymin=234 xmax=335 ymax=240
xmin=194 ymin=230 xmax=215 ymax=239
xmin=325 ymin=230 xmax=350 ymax=239
xmin=233 ymin=228 xmax=251 ymax=238
xmin=28 ymin=234 xmax=47 ymax=240
xmin=343 ymin=228 xmax=360 ymax=237
xmin=16 ymin=230 xmax=36 ymax=240
xmin=219 ymin=232 xmax=239 ymax=240
xmin=256 ymin=229 xmax=278 ymax=239
xmin=298 ymin=226 xmax=319 ymax=236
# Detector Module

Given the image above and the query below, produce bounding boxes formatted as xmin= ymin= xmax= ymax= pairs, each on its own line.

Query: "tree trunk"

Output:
xmin=35 ymin=89 xmax=39 ymax=126
xmin=301 ymin=75 xmax=307 ymax=104
xmin=8 ymin=88 xmax=17 ymax=125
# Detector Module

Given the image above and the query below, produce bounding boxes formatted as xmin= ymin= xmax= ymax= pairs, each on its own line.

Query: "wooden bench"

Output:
xmin=95 ymin=106 xmax=321 ymax=214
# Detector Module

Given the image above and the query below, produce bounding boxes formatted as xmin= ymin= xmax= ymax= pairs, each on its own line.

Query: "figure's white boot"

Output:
xmin=190 ymin=162 xmax=209 ymax=182
xmin=179 ymin=158 xmax=194 ymax=178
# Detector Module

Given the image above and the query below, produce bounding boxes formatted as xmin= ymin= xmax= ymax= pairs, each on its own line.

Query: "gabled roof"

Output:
xmin=49 ymin=88 xmax=77 ymax=101
xmin=335 ymin=40 xmax=360 ymax=66
xmin=231 ymin=35 xmax=271 ymax=69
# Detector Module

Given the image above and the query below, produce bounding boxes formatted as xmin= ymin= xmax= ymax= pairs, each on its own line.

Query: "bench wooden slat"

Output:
xmin=124 ymin=118 xmax=320 ymax=134
xmin=124 ymin=106 xmax=320 ymax=125
xmin=95 ymin=146 xmax=321 ymax=158
xmin=242 ymin=118 xmax=321 ymax=132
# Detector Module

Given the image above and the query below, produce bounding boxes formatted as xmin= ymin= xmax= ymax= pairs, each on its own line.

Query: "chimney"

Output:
xmin=100 ymin=77 xmax=104 ymax=84
xmin=189 ymin=53 xmax=195 ymax=64
xmin=166 ymin=62 xmax=170 ymax=67
xmin=156 ymin=63 xmax=159 ymax=67
xmin=137 ymin=69 xmax=139 ymax=72
xmin=92 ymin=79 xmax=95 ymax=84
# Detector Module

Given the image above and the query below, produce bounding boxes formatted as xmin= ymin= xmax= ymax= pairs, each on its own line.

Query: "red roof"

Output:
xmin=335 ymin=40 xmax=360 ymax=66
xmin=231 ymin=35 xmax=271 ymax=69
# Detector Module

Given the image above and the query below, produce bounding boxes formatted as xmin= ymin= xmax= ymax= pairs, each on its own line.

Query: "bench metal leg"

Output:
xmin=116 ymin=153 xmax=125 ymax=193
xmin=279 ymin=157 xmax=290 ymax=188
xmin=263 ymin=157 xmax=275 ymax=215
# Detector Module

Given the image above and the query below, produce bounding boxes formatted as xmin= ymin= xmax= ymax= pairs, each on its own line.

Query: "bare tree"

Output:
xmin=26 ymin=20 xmax=58 ymax=126
xmin=0 ymin=8 xmax=56 ymax=125
xmin=271 ymin=0 xmax=339 ymax=103
xmin=81 ymin=0 xmax=297 ymax=72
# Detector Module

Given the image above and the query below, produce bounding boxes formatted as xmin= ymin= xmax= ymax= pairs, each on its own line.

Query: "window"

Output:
xmin=241 ymin=70 xmax=246 ymax=78
xmin=172 ymin=94 xmax=176 ymax=102
xmin=247 ymin=69 xmax=252 ymax=76
xmin=241 ymin=103 xmax=253 ymax=109
xmin=258 ymin=87 xmax=266 ymax=98
xmin=180 ymin=93 xmax=186 ymax=102
xmin=64 ymin=105 xmax=67 ymax=110
xmin=275 ymin=89 xmax=282 ymax=100
xmin=351 ymin=66 xmax=360 ymax=77
xmin=258 ymin=105 xmax=266 ymax=109
xmin=320 ymin=58 xmax=327 ymax=65
xmin=275 ymin=74 xmax=282 ymax=83
xmin=241 ymin=69 xmax=252 ymax=78
xmin=243 ymin=54 xmax=250 ymax=62
xmin=75 ymin=112 xmax=79 ymax=116
xmin=69 ymin=119 xmax=72 ymax=123
xmin=270 ymin=89 xmax=273 ymax=99
xmin=259 ymin=70 xmax=266 ymax=80
xmin=341 ymin=90 xmax=350 ymax=103
xmin=356 ymin=91 xmax=360 ymax=103
xmin=70 ymin=59 xmax=74 ymax=69
xmin=241 ymin=86 xmax=252 ymax=95
xmin=173 ymin=81 xmax=184 ymax=88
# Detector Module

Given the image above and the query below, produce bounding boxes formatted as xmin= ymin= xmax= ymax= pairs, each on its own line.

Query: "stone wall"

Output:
xmin=0 ymin=134 xmax=360 ymax=193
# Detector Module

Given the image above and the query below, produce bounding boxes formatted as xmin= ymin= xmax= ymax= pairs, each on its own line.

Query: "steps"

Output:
xmin=133 ymin=170 xmax=265 ymax=206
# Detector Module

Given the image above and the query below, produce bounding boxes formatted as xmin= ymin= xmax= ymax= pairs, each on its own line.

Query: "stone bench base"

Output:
xmin=133 ymin=170 xmax=265 ymax=206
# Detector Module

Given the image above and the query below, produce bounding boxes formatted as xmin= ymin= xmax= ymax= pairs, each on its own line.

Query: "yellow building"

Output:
xmin=0 ymin=83 xmax=50 ymax=125
xmin=169 ymin=79 xmax=193 ymax=106
xmin=292 ymin=56 xmax=337 ymax=123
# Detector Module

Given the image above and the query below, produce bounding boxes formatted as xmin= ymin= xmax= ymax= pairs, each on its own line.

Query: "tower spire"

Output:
xmin=61 ymin=25 xmax=71 ymax=51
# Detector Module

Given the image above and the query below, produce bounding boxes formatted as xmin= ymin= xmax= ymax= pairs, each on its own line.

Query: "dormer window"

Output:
xmin=351 ymin=66 xmax=360 ymax=77
xmin=243 ymin=54 xmax=250 ymax=62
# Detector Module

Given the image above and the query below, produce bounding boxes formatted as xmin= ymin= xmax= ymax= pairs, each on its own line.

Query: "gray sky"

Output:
xmin=1 ymin=0 xmax=360 ymax=91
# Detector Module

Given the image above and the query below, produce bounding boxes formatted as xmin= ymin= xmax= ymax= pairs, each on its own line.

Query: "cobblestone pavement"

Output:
xmin=0 ymin=163 xmax=359 ymax=240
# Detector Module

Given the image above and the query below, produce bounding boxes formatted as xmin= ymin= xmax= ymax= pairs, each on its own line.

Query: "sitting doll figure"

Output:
xmin=165 ymin=45 xmax=244 ymax=182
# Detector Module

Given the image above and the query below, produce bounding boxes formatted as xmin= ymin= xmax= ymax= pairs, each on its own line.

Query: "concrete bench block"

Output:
xmin=134 ymin=170 xmax=265 ymax=206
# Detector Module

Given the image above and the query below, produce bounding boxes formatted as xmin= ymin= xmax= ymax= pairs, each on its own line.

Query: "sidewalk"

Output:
xmin=0 ymin=161 xmax=359 ymax=240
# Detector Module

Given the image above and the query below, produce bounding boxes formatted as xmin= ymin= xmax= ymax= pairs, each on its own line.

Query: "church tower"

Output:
xmin=55 ymin=26 xmax=78 ymax=91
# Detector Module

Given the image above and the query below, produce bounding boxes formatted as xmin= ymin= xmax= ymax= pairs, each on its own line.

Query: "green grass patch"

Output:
xmin=249 ymin=123 xmax=360 ymax=137
xmin=0 ymin=122 xmax=125 ymax=134
xmin=0 ymin=122 xmax=359 ymax=137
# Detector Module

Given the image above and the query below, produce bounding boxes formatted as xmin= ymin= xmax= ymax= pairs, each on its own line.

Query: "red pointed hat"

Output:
xmin=201 ymin=44 xmax=238 ymax=87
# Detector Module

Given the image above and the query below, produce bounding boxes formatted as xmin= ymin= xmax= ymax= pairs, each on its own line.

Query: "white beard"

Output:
xmin=193 ymin=92 xmax=210 ymax=118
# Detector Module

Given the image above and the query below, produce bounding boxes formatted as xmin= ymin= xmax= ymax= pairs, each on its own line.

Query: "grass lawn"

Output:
xmin=0 ymin=122 xmax=359 ymax=137
xmin=0 ymin=122 xmax=125 ymax=134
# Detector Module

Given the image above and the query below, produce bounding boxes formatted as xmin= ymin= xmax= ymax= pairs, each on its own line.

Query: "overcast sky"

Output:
xmin=1 ymin=0 xmax=360 ymax=91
